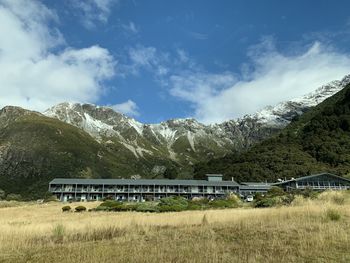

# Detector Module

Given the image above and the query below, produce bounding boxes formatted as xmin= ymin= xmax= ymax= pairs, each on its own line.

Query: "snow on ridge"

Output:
xmin=251 ymin=75 xmax=350 ymax=126
xmin=187 ymin=131 xmax=196 ymax=152
xmin=150 ymin=123 xmax=178 ymax=141
xmin=127 ymin=118 xmax=144 ymax=135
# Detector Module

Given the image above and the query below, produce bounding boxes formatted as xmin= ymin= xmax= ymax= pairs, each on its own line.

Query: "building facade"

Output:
xmin=272 ymin=173 xmax=350 ymax=191
xmin=49 ymin=172 xmax=350 ymax=202
xmin=49 ymin=174 xmax=240 ymax=202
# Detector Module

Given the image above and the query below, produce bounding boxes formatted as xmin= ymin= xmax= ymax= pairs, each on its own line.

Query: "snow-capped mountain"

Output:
xmin=43 ymin=74 xmax=350 ymax=165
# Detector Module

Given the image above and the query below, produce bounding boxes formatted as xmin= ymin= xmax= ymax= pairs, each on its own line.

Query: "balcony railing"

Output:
xmin=50 ymin=188 xmax=231 ymax=194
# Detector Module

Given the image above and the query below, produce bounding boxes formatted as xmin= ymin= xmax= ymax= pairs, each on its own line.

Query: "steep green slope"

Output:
xmin=194 ymin=83 xmax=350 ymax=182
xmin=0 ymin=107 xmax=176 ymax=199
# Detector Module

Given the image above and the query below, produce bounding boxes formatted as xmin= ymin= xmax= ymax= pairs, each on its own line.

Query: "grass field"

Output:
xmin=1 ymin=192 xmax=350 ymax=262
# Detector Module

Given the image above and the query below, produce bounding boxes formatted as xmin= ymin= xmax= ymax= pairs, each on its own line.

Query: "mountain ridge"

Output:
xmin=43 ymin=74 xmax=350 ymax=163
xmin=0 ymin=75 xmax=349 ymax=198
xmin=194 ymin=79 xmax=350 ymax=182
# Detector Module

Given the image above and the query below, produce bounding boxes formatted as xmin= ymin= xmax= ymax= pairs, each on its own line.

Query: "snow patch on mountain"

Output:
xmin=42 ymin=74 xmax=350 ymax=164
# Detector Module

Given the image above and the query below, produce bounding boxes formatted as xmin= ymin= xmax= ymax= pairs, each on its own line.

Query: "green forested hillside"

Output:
xmin=0 ymin=108 xmax=175 ymax=199
xmin=194 ymin=84 xmax=350 ymax=182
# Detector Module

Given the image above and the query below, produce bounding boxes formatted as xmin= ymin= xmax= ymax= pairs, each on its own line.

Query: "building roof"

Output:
xmin=240 ymin=182 xmax=273 ymax=186
xmin=239 ymin=185 xmax=272 ymax=190
xmin=272 ymin=172 xmax=350 ymax=186
xmin=205 ymin=174 xmax=223 ymax=177
xmin=49 ymin=178 xmax=240 ymax=187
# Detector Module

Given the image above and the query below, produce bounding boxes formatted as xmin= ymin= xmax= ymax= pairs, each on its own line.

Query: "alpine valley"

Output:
xmin=0 ymin=75 xmax=349 ymax=198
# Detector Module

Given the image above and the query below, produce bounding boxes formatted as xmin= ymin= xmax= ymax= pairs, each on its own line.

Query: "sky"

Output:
xmin=1 ymin=0 xmax=350 ymax=124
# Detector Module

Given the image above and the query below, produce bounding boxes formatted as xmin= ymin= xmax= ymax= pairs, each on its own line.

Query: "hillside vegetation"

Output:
xmin=1 ymin=191 xmax=350 ymax=262
xmin=195 ymin=83 xmax=350 ymax=182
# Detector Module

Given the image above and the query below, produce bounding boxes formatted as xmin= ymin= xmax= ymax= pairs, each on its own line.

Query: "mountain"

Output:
xmin=0 ymin=75 xmax=349 ymax=198
xmin=44 ymin=75 xmax=350 ymax=166
xmin=0 ymin=107 xmax=177 ymax=198
xmin=194 ymin=79 xmax=350 ymax=183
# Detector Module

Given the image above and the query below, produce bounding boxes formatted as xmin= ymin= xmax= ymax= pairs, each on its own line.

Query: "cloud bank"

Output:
xmin=69 ymin=0 xmax=117 ymax=29
xmin=110 ymin=100 xmax=139 ymax=117
xmin=168 ymin=41 xmax=350 ymax=123
xmin=0 ymin=0 xmax=117 ymax=112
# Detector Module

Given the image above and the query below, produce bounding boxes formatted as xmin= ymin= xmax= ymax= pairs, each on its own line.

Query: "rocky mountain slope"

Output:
xmin=44 ymin=75 xmax=350 ymax=165
xmin=194 ymin=80 xmax=350 ymax=182
xmin=0 ymin=75 xmax=349 ymax=198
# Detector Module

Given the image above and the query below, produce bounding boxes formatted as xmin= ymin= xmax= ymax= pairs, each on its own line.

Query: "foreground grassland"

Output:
xmin=1 ymin=192 xmax=350 ymax=263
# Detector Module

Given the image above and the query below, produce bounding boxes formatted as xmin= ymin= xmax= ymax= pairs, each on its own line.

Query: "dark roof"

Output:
xmin=240 ymin=182 xmax=273 ymax=186
xmin=272 ymin=173 xmax=350 ymax=186
xmin=239 ymin=185 xmax=271 ymax=190
xmin=49 ymin=178 xmax=240 ymax=187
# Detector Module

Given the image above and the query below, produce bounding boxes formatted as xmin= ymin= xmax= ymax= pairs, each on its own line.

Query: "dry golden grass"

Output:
xmin=1 ymin=192 xmax=350 ymax=262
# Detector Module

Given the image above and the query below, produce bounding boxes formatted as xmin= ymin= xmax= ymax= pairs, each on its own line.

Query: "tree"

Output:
xmin=0 ymin=189 xmax=5 ymax=200
xmin=6 ymin=193 xmax=22 ymax=201
xmin=164 ymin=166 xmax=177 ymax=179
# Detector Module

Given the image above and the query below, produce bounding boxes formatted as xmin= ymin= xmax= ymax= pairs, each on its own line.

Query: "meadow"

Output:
xmin=1 ymin=191 xmax=350 ymax=263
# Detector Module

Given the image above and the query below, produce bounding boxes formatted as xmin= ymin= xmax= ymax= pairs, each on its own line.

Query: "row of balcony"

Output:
xmin=296 ymin=185 xmax=349 ymax=190
xmin=50 ymin=188 xmax=233 ymax=194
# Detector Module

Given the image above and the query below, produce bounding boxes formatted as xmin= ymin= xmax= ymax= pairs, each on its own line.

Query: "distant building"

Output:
xmin=272 ymin=173 xmax=350 ymax=191
xmin=49 ymin=172 xmax=350 ymax=202
xmin=49 ymin=174 xmax=240 ymax=202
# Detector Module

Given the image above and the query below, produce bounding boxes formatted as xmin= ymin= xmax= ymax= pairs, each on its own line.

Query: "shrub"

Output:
xmin=187 ymin=203 xmax=202 ymax=210
xmin=62 ymin=206 xmax=71 ymax=212
xmin=280 ymin=194 xmax=295 ymax=205
xmin=5 ymin=193 xmax=22 ymax=201
xmin=0 ymin=189 xmax=5 ymax=200
xmin=326 ymin=208 xmax=341 ymax=221
xmin=209 ymin=199 xmax=237 ymax=209
xmin=99 ymin=200 xmax=122 ymax=209
xmin=135 ymin=203 xmax=159 ymax=213
xmin=45 ymin=195 xmax=59 ymax=202
xmin=158 ymin=196 xmax=188 ymax=212
xmin=254 ymin=196 xmax=283 ymax=208
xmin=267 ymin=187 xmax=285 ymax=197
xmin=94 ymin=206 xmax=109 ymax=212
xmin=75 ymin=206 xmax=87 ymax=212
xmin=299 ymin=188 xmax=319 ymax=199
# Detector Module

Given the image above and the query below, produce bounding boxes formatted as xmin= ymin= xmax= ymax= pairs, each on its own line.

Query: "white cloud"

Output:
xmin=110 ymin=100 xmax=139 ymax=116
xmin=123 ymin=45 xmax=169 ymax=76
xmin=0 ymin=0 xmax=116 ymax=111
xmin=69 ymin=0 xmax=117 ymax=29
xmin=168 ymin=41 xmax=350 ymax=124
xmin=122 ymin=21 xmax=138 ymax=34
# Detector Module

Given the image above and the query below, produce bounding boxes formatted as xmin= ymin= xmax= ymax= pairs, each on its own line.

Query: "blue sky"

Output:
xmin=1 ymin=0 xmax=350 ymax=123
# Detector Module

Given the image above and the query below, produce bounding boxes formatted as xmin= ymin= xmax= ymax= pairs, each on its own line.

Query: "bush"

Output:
xmin=45 ymin=195 xmax=59 ymax=202
xmin=5 ymin=193 xmax=22 ymax=201
xmin=75 ymin=206 xmax=87 ymax=212
xmin=135 ymin=203 xmax=159 ymax=213
xmin=293 ymin=188 xmax=319 ymax=199
xmin=267 ymin=187 xmax=285 ymax=197
xmin=209 ymin=199 xmax=236 ymax=208
xmin=254 ymin=196 xmax=283 ymax=208
xmin=326 ymin=208 xmax=341 ymax=221
xmin=158 ymin=196 xmax=188 ymax=212
xmin=62 ymin=205 xmax=71 ymax=212
xmin=187 ymin=203 xmax=203 ymax=210
xmin=280 ymin=194 xmax=295 ymax=205
xmin=94 ymin=206 xmax=109 ymax=212
xmin=0 ymin=189 xmax=5 ymax=200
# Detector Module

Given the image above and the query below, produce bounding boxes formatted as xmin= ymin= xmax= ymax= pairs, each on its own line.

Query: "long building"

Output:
xmin=49 ymin=172 xmax=350 ymax=202
xmin=49 ymin=174 xmax=240 ymax=202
